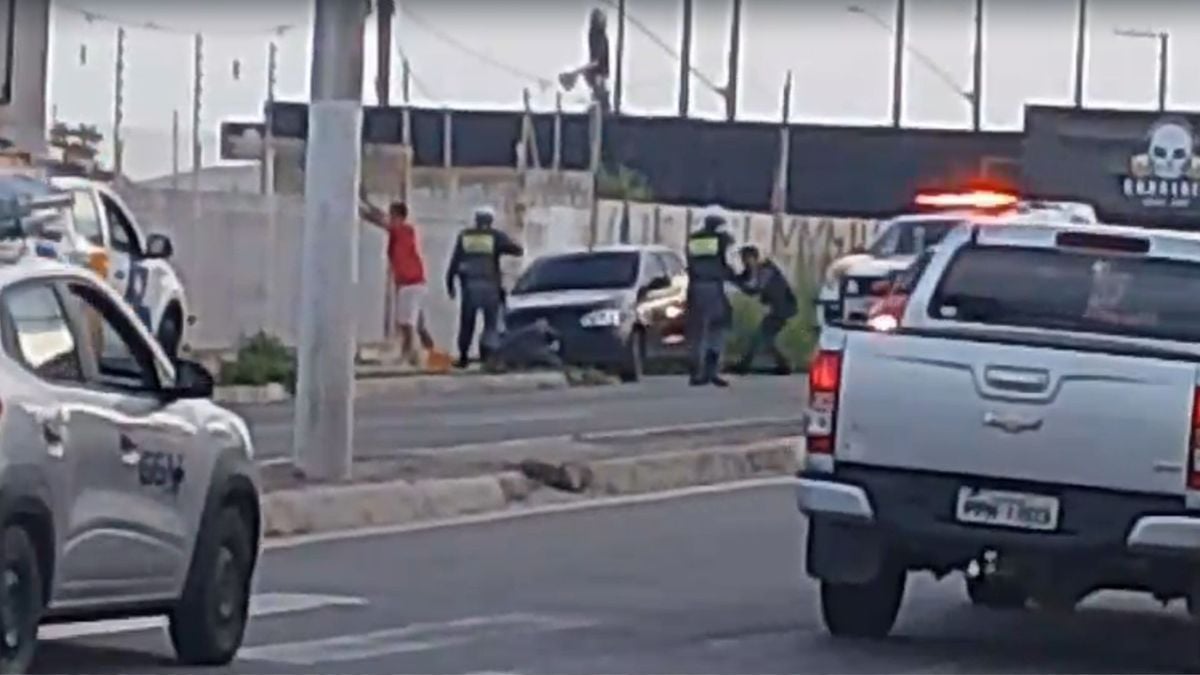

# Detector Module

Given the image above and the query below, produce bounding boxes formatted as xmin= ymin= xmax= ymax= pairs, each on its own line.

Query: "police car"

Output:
xmin=0 ymin=180 xmax=260 ymax=672
xmin=45 ymin=176 xmax=191 ymax=359
xmin=815 ymin=189 xmax=1098 ymax=327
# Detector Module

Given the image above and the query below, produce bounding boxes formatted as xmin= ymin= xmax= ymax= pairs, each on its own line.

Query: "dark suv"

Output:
xmin=503 ymin=245 xmax=688 ymax=381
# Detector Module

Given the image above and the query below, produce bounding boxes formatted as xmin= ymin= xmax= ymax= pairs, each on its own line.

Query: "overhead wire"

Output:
xmin=397 ymin=6 xmax=554 ymax=92
xmin=55 ymin=2 xmax=296 ymax=36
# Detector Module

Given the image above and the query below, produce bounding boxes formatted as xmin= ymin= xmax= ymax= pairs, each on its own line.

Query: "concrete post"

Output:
xmin=292 ymin=0 xmax=366 ymax=481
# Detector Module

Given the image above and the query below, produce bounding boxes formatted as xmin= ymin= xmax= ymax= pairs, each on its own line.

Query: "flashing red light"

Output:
xmin=913 ymin=188 xmax=1020 ymax=211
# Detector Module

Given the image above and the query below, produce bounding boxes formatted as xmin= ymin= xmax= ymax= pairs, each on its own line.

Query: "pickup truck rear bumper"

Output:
xmin=797 ymin=465 xmax=1200 ymax=588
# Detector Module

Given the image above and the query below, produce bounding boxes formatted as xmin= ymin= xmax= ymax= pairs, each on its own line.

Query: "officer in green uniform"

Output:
xmin=685 ymin=210 xmax=735 ymax=387
xmin=445 ymin=206 xmax=524 ymax=368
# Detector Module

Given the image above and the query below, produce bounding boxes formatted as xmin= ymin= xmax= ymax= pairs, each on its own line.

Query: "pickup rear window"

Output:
xmin=929 ymin=246 xmax=1200 ymax=342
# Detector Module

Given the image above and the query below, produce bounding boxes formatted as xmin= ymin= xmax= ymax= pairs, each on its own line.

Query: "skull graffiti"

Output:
xmin=1148 ymin=122 xmax=1194 ymax=180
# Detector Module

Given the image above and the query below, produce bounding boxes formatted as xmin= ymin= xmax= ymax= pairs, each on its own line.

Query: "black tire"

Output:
xmin=0 ymin=526 xmax=43 ymax=675
xmin=169 ymin=506 xmax=255 ymax=666
xmin=966 ymin=576 xmax=1027 ymax=609
xmin=157 ymin=308 xmax=183 ymax=361
xmin=618 ymin=330 xmax=644 ymax=383
xmin=819 ymin=568 xmax=905 ymax=639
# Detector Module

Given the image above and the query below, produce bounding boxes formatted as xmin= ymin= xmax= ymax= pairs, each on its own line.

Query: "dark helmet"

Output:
xmin=473 ymin=206 xmax=496 ymax=228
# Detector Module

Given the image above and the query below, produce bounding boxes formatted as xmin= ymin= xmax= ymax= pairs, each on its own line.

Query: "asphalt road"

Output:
xmin=34 ymin=483 xmax=1200 ymax=673
xmin=238 ymin=375 xmax=809 ymax=461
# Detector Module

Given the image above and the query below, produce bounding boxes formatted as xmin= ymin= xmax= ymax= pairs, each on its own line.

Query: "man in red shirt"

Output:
xmin=362 ymin=199 xmax=435 ymax=366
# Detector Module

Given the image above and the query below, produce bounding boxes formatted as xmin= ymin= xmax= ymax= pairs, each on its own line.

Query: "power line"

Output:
xmin=56 ymin=2 xmax=296 ymax=37
xmin=397 ymin=7 xmax=553 ymax=91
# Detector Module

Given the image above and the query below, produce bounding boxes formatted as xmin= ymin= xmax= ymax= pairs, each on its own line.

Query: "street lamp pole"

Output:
xmin=970 ymin=0 xmax=983 ymax=131
xmin=1115 ymin=27 xmax=1169 ymax=112
xmin=890 ymin=0 xmax=905 ymax=127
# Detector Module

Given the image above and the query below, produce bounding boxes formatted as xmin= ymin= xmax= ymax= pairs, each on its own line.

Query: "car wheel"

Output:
xmin=157 ymin=309 xmax=183 ymax=361
xmin=0 ymin=526 xmax=43 ymax=675
xmin=618 ymin=330 xmax=644 ymax=383
xmin=966 ymin=576 xmax=1027 ymax=609
xmin=169 ymin=506 xmax=254 ymax=666
xmin=819 ymin=566 xmax=905 ymax=639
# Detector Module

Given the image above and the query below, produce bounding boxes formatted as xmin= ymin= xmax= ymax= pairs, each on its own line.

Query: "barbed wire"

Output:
xmin=56 ymin=2 xmax=296 ymax=37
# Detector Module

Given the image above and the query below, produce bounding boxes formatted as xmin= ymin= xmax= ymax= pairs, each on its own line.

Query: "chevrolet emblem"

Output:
xmin=982 ymin=412 xmax=1043 ymax=434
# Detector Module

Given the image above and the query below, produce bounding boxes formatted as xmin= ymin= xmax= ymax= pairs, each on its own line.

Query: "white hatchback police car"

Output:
xmin=0 ymin=181 xmax=260 ymax=672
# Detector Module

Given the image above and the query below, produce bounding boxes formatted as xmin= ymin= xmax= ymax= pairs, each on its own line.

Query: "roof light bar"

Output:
xmin=914 ymin=189 xmax=1020 ymax=211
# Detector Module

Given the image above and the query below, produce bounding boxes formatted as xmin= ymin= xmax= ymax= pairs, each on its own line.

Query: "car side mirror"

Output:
xmin=167 ymin=359 xmax=214 ymax=400
xmin=145 ymin=233 xmax=174 ymax=259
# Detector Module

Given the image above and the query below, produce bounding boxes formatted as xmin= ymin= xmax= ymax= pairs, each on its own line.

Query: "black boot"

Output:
xmin=706 ymin=353 xmax=730 ymax=388
xmin=454 ymin=355 xmax=470 ymax=369
xmin=688 ymin=361 xmax=706 ymax=386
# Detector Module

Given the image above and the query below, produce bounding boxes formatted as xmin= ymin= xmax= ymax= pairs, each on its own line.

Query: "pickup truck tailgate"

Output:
xmin=838 ymin=332 xmax=1197 ymax=495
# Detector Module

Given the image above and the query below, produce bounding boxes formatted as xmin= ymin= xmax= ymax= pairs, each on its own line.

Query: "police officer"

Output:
xmin=685 ymin=209 xmax=735 ymax=387
xmin=445 ymin=206 xmax=523 ymax=368
xmin=733 ymin=245 xmax=797 ymax=375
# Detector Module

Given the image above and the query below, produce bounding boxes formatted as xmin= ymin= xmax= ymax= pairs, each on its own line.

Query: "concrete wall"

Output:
xmin=121 ymin=165 xmax=882 ymax=353
xmin=0 ymin=0 xmax=49 ymax=155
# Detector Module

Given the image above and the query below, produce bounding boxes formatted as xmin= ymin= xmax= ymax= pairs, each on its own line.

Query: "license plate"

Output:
xmin=955 ymin=487 xmax=1060 ymax=532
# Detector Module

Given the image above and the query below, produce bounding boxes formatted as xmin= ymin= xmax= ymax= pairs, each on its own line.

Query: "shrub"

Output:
xmin=218 ymin=332 xmax=296 ymax=393
xmin=724 ymin=262 xmax=817 ymax=370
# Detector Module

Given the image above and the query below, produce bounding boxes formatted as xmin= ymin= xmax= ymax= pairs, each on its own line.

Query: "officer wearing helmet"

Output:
xmin=445 ymin=206 xmax=523 ymax=368
xmin=685 ymin=207 xmax=736 ymax=387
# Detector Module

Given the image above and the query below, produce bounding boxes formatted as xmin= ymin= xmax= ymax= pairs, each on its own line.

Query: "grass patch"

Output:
xmin=218 ymin=332 xmax=296 ymax=393
xmin=724 ymin=265 xmax=818 ymax=370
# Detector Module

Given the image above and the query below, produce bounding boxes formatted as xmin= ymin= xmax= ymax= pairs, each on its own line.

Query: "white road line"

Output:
xmin=239 ymin=612 xmax=598 ymax=665
xmin=576 ymin=415 xmax=804 ymax=441
xmin=266 ymin=476 xmax=800 ymax=551
xmin=39 ymin=592 xmax=367 ymax=641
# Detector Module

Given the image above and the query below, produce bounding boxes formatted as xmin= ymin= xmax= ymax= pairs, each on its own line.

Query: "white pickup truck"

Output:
xmin=798 ymin=218 xmax=1200 ymax=649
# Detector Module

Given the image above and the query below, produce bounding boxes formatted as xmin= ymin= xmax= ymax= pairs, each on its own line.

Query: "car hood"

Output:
xmin=506 ymin=289 xmax=632 ymax=312
xmin=843 ymin=256 xmax=917 ymax=277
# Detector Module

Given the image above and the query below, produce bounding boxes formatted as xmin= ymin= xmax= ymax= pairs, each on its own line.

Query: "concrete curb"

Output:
xmin=215 ymin=371 xmax=570 ymax=405
xmin=261 ymin=436 xmax=803 ymax=538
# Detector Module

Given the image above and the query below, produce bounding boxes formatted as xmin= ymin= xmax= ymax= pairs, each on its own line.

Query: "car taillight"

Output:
xmin=807 ymin=350 xmax=843 ymax=456
xmin=1189 ymin=387 xmax=1200 ymax=490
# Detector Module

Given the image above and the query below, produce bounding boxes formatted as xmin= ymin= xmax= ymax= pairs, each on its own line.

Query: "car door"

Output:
xmin=0 ymin=278 xmax=132 ymax=606
xmin=55 ymin=278 xmax=192 ymax=601
xmin=96 ymin=192 xmax=143 ymax=306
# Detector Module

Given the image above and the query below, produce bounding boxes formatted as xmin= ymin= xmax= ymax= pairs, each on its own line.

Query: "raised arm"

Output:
xmin=496 ymin=230 xmax=524 ymax=257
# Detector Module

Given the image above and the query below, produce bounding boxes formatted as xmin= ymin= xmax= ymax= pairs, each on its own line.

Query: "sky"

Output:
xmin=43 ymin=0 xmax=1200 ymax=180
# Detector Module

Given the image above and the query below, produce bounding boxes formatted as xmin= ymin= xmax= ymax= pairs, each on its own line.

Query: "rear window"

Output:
xmin=929 ymin=246 xmax=1200 ymax=342
xmin=512 ymin=251 xmax=640 ymax=295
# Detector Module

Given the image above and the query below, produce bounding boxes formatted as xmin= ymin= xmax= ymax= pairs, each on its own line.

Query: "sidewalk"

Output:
xmin=259 ymin=421 xmax=806 ymax=538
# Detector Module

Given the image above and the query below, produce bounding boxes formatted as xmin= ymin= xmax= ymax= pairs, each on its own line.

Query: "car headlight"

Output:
xmin=580 ymin=308 xmax=625 ymax=328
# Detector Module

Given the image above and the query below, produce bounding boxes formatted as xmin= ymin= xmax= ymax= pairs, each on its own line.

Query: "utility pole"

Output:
xmin=375 ymin=0 xmax=394 ymax=106
xmin=678 ymin=0 xmax=693 ymax=117
xmin=293 ymin=0 xmax=367 ymax=481
xmin=171 ymin=109 xmax=180 ymax=189
xmin=401 ymin=58 xmax=411 ymax=103
xmin=771 ymin=71 xmax=792 ymax=215
xmin=1157 ymin=31 xmax=1168 ymax=111
xmin=970 ymin=0 xmax=983 ymax=131
xmin=113 ymin=27 xmax=126 ymax=180
xmin=613 ymin=0 xmax=626 ymax=115
xmin=891 ymin=0 xmax=906 ymax=127
xmin=1073 ymin=0 xmax=1087 ymax=108
xmin=724 ymin=0 xmax=742 ymax=122
xmin=261 ymin=41 xmax=278 ymax=195
xmin=191 ymin=33 xmax=204 ymax=192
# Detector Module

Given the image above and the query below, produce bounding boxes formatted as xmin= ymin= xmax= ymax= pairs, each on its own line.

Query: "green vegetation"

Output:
xmin=218 ymin=332 xmax=296 ymax=393
xmin=596 ymin=165 xmax=654 ymax=202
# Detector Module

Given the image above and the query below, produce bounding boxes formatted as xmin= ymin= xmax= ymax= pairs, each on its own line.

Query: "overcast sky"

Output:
xmin=44 ymin=0 xmax=1200 ymax=179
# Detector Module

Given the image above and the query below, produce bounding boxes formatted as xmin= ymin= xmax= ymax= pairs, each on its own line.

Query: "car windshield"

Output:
xmin=930 ymin=245 xmax=1200 ymax=343
xmin=512 ymin=251 xmax=640 ymax=295
xmin=869 ymin=217 xmax=964 ymax=257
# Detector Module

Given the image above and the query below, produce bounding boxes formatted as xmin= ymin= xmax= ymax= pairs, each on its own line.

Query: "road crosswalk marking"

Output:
xmin=239 ymin=612 xmax=598 ymax=665
xmin=39 ymin=592 xmax=367 ymax=641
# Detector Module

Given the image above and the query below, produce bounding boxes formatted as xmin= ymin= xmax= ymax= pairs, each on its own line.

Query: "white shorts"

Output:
xmin=393 ymin=284 xmax=427 ymax=327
